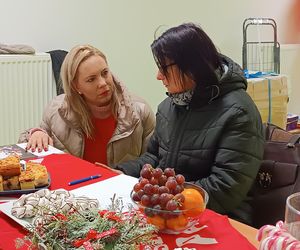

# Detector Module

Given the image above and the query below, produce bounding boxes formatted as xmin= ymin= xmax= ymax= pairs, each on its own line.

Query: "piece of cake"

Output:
xmin=3 ymin=175 xmax=20 ymax=190
xmin=19 ymin=170 xmax=35 ymax=190
xmin=26 ymin=162 xmax=48 ymax=187
xmin=0 ymin=155 xmax=21 ymax=178
xmin=0 ymin=175 xmax=3 ymax=191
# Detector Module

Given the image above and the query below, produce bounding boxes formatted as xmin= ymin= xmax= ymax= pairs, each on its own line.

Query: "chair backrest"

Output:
xmin=47 ymin=50 xmax=68 ymax=95
xmin=251 ymin=123 xmax=300 ymax=228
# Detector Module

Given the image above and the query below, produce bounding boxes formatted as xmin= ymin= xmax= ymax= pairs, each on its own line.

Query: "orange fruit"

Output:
xmin=166 ymin=214 xmax=189 ymax=231
xmin=147 ymin=215 xmax=166 ymax=230
xmin=181 ymin=188 xmax=205 ymax=217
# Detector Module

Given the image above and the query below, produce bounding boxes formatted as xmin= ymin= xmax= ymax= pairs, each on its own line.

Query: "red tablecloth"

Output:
xmin=0 ymin=154 xmax=256 ymax=250
xmin=151 ymin=209 xmax=256 ymax=250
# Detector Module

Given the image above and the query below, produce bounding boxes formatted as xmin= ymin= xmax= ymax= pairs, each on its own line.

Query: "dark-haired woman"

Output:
xmin=117 ymin=23 xmax=264 ymax=225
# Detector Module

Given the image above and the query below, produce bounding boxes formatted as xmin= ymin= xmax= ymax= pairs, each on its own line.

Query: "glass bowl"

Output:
xmin=130 ymin=182 xmax=209 ymax=234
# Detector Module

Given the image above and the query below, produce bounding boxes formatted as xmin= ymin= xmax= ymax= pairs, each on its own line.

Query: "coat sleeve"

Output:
xmin=115 ymin=126 xmax=160 ymax=177
xmin=197 ymin=108 xmax=264 ymax=215
xmin=140 ymin=101 xmax=156 ymax=154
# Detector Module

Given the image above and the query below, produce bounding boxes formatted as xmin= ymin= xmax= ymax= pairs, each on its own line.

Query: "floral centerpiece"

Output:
xmin=15 ymin=194 xmax=157 ymax=250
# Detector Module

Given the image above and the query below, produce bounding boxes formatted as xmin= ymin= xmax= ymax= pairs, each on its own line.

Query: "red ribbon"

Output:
xmin=51 ymin=213 xmax=67 ymax=221
xmin=98 ymin=210 xmax=122 ymax=222
xmin=72 ymin=228 xmax=118 ymax=247
xmin=95 ymin=227 xmax=118 ymax=239
xmin=73 ymin=239 xmax=86 ymax=248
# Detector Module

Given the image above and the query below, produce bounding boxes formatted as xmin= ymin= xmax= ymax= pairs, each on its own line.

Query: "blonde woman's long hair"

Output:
xmin=60 ymin=44 xmax=119 ymax=138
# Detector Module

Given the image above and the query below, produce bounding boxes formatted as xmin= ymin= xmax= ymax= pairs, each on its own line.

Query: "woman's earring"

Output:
xmin=78 ymin=91 xmax=82 ymax=95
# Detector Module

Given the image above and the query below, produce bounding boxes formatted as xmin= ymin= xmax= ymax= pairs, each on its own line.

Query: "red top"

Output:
xmin=83 ymin=115 xmax=116 ymax=164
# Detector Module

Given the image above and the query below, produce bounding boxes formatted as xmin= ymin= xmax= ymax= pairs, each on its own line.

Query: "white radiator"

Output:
xmin=0 ymin=53 xmax=57 ymax=145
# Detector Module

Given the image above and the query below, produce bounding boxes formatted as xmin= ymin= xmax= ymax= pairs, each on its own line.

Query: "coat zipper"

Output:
xmin=167 ymin=107 xmax=191 ymax=169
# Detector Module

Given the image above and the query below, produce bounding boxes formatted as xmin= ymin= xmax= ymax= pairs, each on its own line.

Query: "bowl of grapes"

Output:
xmin=130 ymin=164 xmax=209 ymax=234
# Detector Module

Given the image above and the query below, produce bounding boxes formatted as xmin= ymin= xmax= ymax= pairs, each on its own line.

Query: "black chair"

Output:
xmin=47 ymin=50 xmax=68 ymax=95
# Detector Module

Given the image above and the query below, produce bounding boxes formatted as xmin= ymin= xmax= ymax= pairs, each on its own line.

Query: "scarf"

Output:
xmin=167 ymin=89 xmax=194 ymax=106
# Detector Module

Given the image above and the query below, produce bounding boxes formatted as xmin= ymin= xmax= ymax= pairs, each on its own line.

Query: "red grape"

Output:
xmin=149 ymin=177 xmax=159 ymax=185
xmin=137 ymin=189 xmax=145 ymax=199
xmin=158 ymin=186 xmax=169 ymax=194
xmin=159 ymin=193 xmax=171 ymax=208
xmin=140 ymin=167 xmax=153 ymax=179
xmin=164 ymin=168 xmax=175 ymax=177
xmin=174 ymin=193 xmax=185 ymax=203
xmin=153 ymin=168 xmax=163 ymax=178
xmin=158 ymin=175 xmax=168 ymax=186
xmin=139 ymin=178 xmax=150 ymax=188
xmin=153 ymin=185 xmax=159 ymax=194
xmin=166 ymin=178 xmax=177 ymax=190
xmin=142 ymin=163 xmax=153 ymax=170
xmin=175 ymin=174 xmax=185 ymax=185
xmin=144 ymin=183 xmax=154 ymax=195
xmin=150 ymin=194 xmax=160 ymax=205
xmin=141 ymin=195 xmax=151 ymax=206
xmin=166 ymin=199 xmax=179 ymax=211
xmin=172 ymin=184 xmax=184 ymax=195
xmin=133 ymin=183 xmax=142 ymax=192
xmin=132 ymin=192 xmax=141 ymax=202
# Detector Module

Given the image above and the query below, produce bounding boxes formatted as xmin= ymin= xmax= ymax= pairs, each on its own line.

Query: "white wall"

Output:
xmin=1 ymin=0 xmax=299 ymax=112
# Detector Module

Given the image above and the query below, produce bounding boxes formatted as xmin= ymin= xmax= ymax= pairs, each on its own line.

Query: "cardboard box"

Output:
xmin=246 ymin=75 xmax=288 ymax=129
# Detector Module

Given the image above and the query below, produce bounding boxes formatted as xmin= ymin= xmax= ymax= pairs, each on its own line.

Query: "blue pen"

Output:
xmin=68 ymin=174 xmax=102 ymax=186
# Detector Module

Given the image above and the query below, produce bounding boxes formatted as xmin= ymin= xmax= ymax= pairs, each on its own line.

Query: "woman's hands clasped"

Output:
xmin=26 ymin=131 xmax=53 ymax=153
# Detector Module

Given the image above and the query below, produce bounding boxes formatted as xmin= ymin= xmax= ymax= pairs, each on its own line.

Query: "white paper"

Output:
xmin=70 ymin=174 xmax=138 ymax=211
xmin=17 ymin=143 xmax=64 ymax=157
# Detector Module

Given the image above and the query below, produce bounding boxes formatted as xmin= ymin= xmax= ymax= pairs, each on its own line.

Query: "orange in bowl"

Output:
xmin=181 ymin=187 xmax=205 ymax=217
xmin=165 ymin=214 xmax=189 ymax=231
xmin=147 ymin=215 xmax=166 ymax=230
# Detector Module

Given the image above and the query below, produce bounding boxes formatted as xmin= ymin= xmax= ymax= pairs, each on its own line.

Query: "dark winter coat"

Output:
xmin=117 ymin=55 xmax=265 ymax=225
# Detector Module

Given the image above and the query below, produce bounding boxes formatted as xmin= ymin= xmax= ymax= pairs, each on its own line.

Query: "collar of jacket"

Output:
xmin=189 ymin=54 xmax=247 ymax=109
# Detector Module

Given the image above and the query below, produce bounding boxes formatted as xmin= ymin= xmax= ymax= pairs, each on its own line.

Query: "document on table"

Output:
xmin=71 ymin=174 xmax=138 ymax=212
xmin=16 ymin=143 xmax=64 ymax=157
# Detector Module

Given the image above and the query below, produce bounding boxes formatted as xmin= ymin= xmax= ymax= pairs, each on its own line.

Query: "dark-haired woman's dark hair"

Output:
xmin=151 ymin=23 xmax=222 ymax=88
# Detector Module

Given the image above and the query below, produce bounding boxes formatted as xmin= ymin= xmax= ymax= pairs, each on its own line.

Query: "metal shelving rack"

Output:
xmin=242 ymin=18 xmax=280 ymax=73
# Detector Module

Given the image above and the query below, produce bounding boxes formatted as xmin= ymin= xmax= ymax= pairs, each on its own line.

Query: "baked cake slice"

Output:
xmin=0 ymin=155 xmax=21 ymax=178
xmin=19 ymin=170 xmax=35 ymax=190
xmin=3 ymin=175 xmax=20 ymax=190
xmin=26 ymin=162 xmax=48 ymax=187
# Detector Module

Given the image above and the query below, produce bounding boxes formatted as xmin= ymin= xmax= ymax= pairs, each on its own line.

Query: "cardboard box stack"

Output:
xmin=246 ymin=75 xmax=288 ymax=129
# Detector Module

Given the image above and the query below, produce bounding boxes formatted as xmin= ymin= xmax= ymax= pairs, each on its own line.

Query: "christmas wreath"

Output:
xmin=15 ymin=195 xmax=157 ymax=250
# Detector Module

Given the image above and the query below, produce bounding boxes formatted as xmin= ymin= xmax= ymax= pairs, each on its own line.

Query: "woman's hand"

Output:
xmin=26 ymin=131 xmax=53 ymax=152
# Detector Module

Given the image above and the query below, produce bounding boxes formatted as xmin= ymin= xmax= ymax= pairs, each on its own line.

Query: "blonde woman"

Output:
xmin=19 ymin=44 xmax=155 ymax=167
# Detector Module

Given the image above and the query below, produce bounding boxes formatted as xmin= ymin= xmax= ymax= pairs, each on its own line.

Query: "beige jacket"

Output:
xmin=19 ymin=80 xmax=155 ymax=167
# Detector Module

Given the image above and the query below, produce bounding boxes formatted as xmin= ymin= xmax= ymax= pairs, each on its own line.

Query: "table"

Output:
xmin=229 ymin=218 xmax=259 ymax=248
xmin=0 ymin=153 xmax=259 ymax=250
